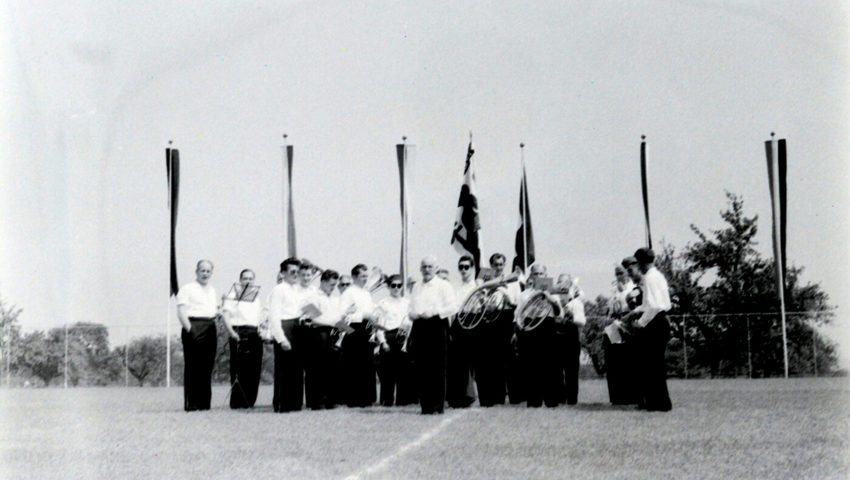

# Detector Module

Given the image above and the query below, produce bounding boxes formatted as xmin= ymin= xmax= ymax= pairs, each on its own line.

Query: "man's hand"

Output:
xmin=380 ymin=342 xmax=390 ymax=353
xmin=229 ymin=329 xmax=240 ymax=341
xmin=278 ymin=338 xmax=292 ymax=351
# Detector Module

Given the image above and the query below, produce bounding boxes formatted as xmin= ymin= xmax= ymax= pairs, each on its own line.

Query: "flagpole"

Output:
xmin=640 ymin=135 xmax=652 ymax=249
xmin=520 ymin=142 xmax=527 ymax=274
xmin=166 ymin=140 xmax=172 ymax=389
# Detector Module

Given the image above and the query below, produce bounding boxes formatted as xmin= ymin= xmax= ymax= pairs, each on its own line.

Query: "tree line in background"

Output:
xmin=0 ymin=192 xmax=843 ymax=387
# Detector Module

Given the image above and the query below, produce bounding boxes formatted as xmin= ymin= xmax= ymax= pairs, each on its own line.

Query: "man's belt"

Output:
xmin=188 ymin=316 xmax=215 ymax=322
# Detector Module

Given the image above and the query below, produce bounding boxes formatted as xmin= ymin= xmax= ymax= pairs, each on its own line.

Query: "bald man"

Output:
xmin=409 ymin=256 xmax=457 ymax=414
xmin=176 ymin=259 xmax=219 ymax=411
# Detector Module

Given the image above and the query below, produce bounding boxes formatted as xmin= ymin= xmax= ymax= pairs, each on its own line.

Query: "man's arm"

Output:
xmin=176 ymin=304 xmax=192 ymax=332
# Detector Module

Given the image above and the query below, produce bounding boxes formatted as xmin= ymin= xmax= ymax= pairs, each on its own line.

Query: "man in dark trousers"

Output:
xmin=623 ymin=248 xmax=673 ymax=412
xmin=409 ymin=255 xmax=457 ymax=414
xmin=176 ymin=259 xmax=219 ymax=411
xmin=222 ymin=268 xmax=265 ymax=409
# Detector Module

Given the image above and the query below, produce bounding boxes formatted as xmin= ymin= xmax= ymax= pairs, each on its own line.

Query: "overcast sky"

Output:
xmin=1 ymin=1 xmax=848 ymax=368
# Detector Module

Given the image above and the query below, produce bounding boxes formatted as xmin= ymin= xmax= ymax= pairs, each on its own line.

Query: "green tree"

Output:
xmin=19 ymin=330 xmax=63 ymax=386
xmin=0 ymin=294 xmax=23 ymax=384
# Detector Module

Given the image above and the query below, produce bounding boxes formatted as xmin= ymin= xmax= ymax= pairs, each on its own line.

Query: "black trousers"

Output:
xmin=446 ymin=321 xmax=476 ymax=408
xmin=341 ymin=323 xmax=376 ymax=407
xmin=472 ymin=309 xmax=513 ymax=407
xmin=181 ymin=317 xmax=217 ymax=411
xmin=376 ymin=329 xmax=416 ymax=407
xmin=518 ymin=319 xmax=560 ymax=407
xmin=553 ymin=322 xmax=581 ymax=405
xmin=603 ymin=335 xmax=640 ymax=405
xmin=635 ymin=314 xmax=672 ymax=411
xmin=412 ymin=316 xmax=448 ymax=414
xmin=304 ymin=326 xmax=335 ymax=409
xmin=273 ymin=319 xmax=304 ymax=412
xmin=229 ymin=326 xmax=263 ymax=409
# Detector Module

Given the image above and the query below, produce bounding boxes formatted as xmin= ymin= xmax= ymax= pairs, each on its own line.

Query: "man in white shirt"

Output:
xmin=603 ymin=261 xmax=641 ymax=406
xmin=221 ymin=268 xmax=265 ymax=409
xmin=300 ymin=269 xmax=350 ymax=410
xmin=339 ymin=264 xmax=377 ymax=407
xmin=176 ymin=259 xmax=218 ymax=411
xmin=373 ymin=274 xmax=414 ymax=406
xmin=553 ymin=272 xmax=586 ymax=405
xmin=447 ymin=255 xmax=478 ymax=409
xmin=623 ymin=248 xmax=673 ymax=412
xmin=267 ymin=257 xmax=304 ymax=412
xmin=409 ymin=255 xmax=457 ymax=414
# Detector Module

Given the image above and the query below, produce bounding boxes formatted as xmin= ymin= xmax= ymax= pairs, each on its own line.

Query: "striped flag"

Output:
xmin=513 ymin=155 xmax=535 ymax=273
xmin=640 ymin=136 xmax=652 ymax=249
xmin=765 ymin=134 xmax=789 ymax=378
xmin=283 ymin=142 xmax=296 ymax=258
xmin=450 ymin=138 xmax=481 ymax=275
xmin=166 ymin=147 xmax=180 ymax=296
xmin=397 ymin=141 xmax=412 ymax=294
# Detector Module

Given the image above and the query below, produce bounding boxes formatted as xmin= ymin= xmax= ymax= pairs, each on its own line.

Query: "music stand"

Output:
xmin=222 ymin=282 xmax=261 ymax=409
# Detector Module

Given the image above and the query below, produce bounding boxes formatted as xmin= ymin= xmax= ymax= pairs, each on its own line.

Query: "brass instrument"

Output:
xmin=516 ymin=291 xmax=555 ymax=332
xmin=456 ymin=272 xmax=519 ymax=330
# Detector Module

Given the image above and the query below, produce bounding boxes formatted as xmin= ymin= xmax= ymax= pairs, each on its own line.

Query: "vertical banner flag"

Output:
xmin=166 ymin=147 xmax=180 ymax=296
xmin=450 ymin=135 xmax=481 ymax=275
xmin=640 ymin=136 xmax=653 ymax=249
xmin=397 ymin=139 xmax=411 ymax=295
xmin=777 ymin=139 xmax=788 ymax=286
xmin=283 ymin=137 xmax=296 ymax=258
xmin=514 ymin=144 xmax=535 ymax=273
xmin=765 ymin=134 xmax=789 ymax=378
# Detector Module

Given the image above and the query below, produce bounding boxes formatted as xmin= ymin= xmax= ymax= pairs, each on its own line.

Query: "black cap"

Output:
xmin=634 ymin=248 xmax=655 ymax=265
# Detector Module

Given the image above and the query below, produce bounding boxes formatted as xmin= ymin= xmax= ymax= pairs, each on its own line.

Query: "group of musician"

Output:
xmin=176 ymin=246 xmax=672 ymax=414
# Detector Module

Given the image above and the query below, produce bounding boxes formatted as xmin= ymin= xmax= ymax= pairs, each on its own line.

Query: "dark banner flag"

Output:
xmin=284 ymin=143 xmax=297 ymax=258
xmin=777 ymin=139 xmax=787 ymax=285
xmin=397 ymin=141 xmax=411 ymax=294
xmin=450 ymin=138 xmax=481 ymax=275
xmin=765 ymin=134 xmax=789 ymax=378
xmin=640 ymin=136 xmax=652 ymax=249
xmin=166 ymin=147 xmax=180 ymax=296
xmin=513 ymin=151 xmax=535 ymax=273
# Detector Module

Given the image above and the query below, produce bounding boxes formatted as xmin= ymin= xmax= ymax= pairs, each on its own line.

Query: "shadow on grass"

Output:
xmin=569 ymin=402 xmax=640 ymax=412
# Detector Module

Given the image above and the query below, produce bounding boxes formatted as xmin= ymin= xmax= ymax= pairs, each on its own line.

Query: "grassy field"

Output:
xmin=1 ymin=378 xmax=848 ymax=480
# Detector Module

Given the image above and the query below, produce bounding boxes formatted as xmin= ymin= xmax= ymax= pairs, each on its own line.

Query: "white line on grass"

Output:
xmin=342 ymin=410 xmax=468 ymax=480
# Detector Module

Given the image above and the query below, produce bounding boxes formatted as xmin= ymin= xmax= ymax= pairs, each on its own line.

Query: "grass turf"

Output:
xmin=1 ymin=378 xmax=847 ymax=479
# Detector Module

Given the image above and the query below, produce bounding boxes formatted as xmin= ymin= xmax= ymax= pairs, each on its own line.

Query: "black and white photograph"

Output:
xmin=1 ymin=1 xmax=848 ymax=479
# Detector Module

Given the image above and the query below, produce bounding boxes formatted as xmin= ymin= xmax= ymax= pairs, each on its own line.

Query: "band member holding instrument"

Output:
xmin=374 ymin=274 xmax=415 ymax=406
xmin=221 ymin=268 xmax=265 ymax=409
xmin=622 ymin=248 xmax=673 ymax=412
xmin=515 ymin=264 xmax=563 ymax=407
xmin=409 ymin=256 xmax=457 ymax=414
xmin=603 ymin=262 xmax=640 ymax=405
xmin=176 ymin=259 xmax=219 ymax=411
xmin=447 ymin=255 xmax=478 ymax=409
xmin=339 ymin=264 xmax=378 ymax=407
xmin=300 ymin=269 xmax=352 ymax=410
xmin=473 ymin=253 xmax=520 ymax=407
xmin=268 ymin=258 xmax=301 ymax=412
xmin=553 ymin=272 xmax=586 ymax=405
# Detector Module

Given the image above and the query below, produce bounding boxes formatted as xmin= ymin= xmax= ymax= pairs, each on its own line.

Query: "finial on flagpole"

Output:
xmin=168 ymin=140 xmax=173 ymax=146
xmin=283 ymin=133 xmax=288 ymax=145
xmin=469 ymin=131 xmax=473 ymax=142
xmin=641 ymin=135 xmax=646 ymax=141
xmin=402 ymin=136 xmax=407 ymax=143
xmin=770 ymin=132 xmax=775 ymax=138
xmin=520 ymin=142 xmax=525 ymax=149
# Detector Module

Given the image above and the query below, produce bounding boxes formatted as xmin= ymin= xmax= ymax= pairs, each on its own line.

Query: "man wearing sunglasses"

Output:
xmin=373 ymin=274 xmax=415 ymax=406
xmin=409 ymin=255 xmax=457 ymax=414
xmin=447 ymin=255 xmax=478 ymax=409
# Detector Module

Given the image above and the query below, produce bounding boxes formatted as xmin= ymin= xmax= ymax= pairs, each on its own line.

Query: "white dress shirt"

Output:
xmin=176 ymin=282 xmax=218 ymax=318
xmin=636 ymin=266 xmax=671 ymax=328
xmin=222 ymin=287 xmax=265 ymax=327
xmin=339 ymin=285 xmax=374 ymax=325
xmin=304 ymin=290 xmax=342 ymax=328
xmin=268 ymin=281 xmax=309 ymax=344
xmin=374 ymin=296 xmax=411 ymax=344
xmin=409 ymin=277 xmax=457 ymax=320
